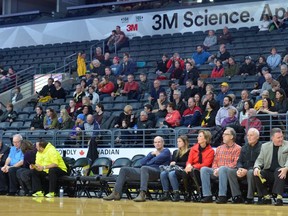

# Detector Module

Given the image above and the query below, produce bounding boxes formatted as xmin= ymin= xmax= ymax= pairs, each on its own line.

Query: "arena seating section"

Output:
xmin=0 ymin=25 xmax=287 ymax=147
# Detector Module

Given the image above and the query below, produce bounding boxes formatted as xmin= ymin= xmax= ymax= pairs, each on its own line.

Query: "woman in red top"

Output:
xmin=163 ymin=103 xmax=181 ymax=128
xmin=177 ymin=130 xmax=215 ymax=201
xmin=98 ymin=75 xmax=115 ymax=100
xmin=211 ymin=60 xmax=224 ymax=78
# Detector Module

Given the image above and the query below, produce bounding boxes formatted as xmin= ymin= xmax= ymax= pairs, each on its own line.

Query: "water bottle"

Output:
xmin=59 ymin=186 xmax=64 ymax=198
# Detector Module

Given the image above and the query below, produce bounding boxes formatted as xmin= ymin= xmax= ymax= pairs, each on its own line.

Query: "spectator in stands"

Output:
xmin=119 ymin=53 xmax=136 ymax=77
xmin=110 ymin=56 xmax=121 ymax=76
xmin=238 ymin=100 xmax=253 ymax=124
xmin=256 ymin=98 xmax=279 ymax=128
xmin=43 ymin=108 xmax=58 ymax=130
xmin=221 ymin=108 xmax=238 ymax=128
xmin=111 ymin=76 xmax=125 ymax=98
xmin=11 ymin=86 xmax=23 ymax=104
xmin=144 ymin=104 xmax=156 ymax=127
xmin=179 ymin=131 xmax=214 ymax=202
xmin=110 ymin=25 xmax=128 ymax=52
xmin=75 ymin=96 xmax=93 ymax=117
xmin=136 ymin=111 xmax=153 ymax=131
xmin=79 ymin=79 xmax=87 ymax=92
xmin=256 ymin=56 xmax=270 ymax=75
xmin=201 ymin=90 xmax=220 ymax=112
xmin=182 ymin=80 xmax=197 ymax=102
xmin=114 ymin=105 xmax=136 ymax=129
xmin=91 ymin=77 xmax=100 ymax=93
xmin=268 ymin=80 xmax=280 ymax=101
xmin=77 ymin=52 xmax=87 ymax=78
xmin=52 ymin=80 xmax=66 ymax=100
xmin=253 ymin=128 xmax=288 ymax=206
xmin=158 ymin=135 xmax=190 ymax=202
xmin=236 ymin=90 xmax=254 ymax=112
xmin=251 ymin=73 xmax=274 ymax=98
xmin=16 ymin=140 xmax=36 ymax=196
xmin=167 ymin=53 xmax=185 ymax=73
xmin=104 ymin=66 xmax=117 ymax=85
xmin=86 ymin=85 xmax=99 ymax=106
xmin=138 ymin=73 xmax=151 ymax=100
xmin=238 ymin=56 xmax=256 ymax=76
xmin=273 ymin=88 xmax=288 ymax=113
xmin=217 ymin=26 xmax=232 ymax=44
xmin=172 ymin=90 xmax=186 ymax=116
xmin=276 ymin=64 xmax=288 ymax=96
xmin=224 ymin=57 xmax=239 ymax=78
xmin=58 ymin=109 xmax=74 ymax=130
xmin=38 ymin=78 xmax=56 ymax=99
xmin=0 ymin=103 xmax=17 ymax=123
xmin=180 ymin=61 xmax=199 ymax=86
xmin=0 ymin=134 xmax=24 ymax=195
xmin=163 ymin=103 xmax=181 ymax=128
xmin=94 ymin=47 xmax=104 ymax=62
xmin=256 ymin=66 xmax=270 ymax=90
xmin=215 ymin=96 xmax=238 ymax=126
xmin=268 ymin=15 xmax=280 ymax=32
xmin=103 ymin=52 xmax=112 ymax=67
xmin=191 ymin=45 xmax=211 ymax=67
xmin=283 ymin=54 xmax=288 ymax=66
xmin=196 ymin=78 xmax=207 ymax=98
xmin=200 ymin=127 xmax=241 ymax=203
xmin=156 ymin=54 xmax=169 ymax=79
xmin=241 ymin=109 xmax=262 ymax=133
xmin=194 ymin=93 xmax=202 ymax=108
xmin=170 ymin=60 xmax=184 ymax=81
xmin=201 ymin=100 xmax=217 ymax=127
xmin=98 ymin=75 xmax=115 ymax=100
xmin=227 ymin=128 xmax=261 ymax=204
xmin=66 ymin=99 xmax=77 ymax=121
xmin=209 ymin=44 xmax=230 ymax=66
xmin=90 ymin=59 xmax=105 ymax=77
xmin=279 ymin=11 xmax=288 ymax=31
xmin=73 ymin=84 xmax=86 ymax=110
xmin=79 ymin=114 xmax=100 ymax=141
xmin=253 ymin=90 xmax=273 ymax=111
xmin=149 ymin=79 xmax=165 ymax=106
xmin=30 ymin=106 xmax=44 ymax=130
xmin=180 ymin=97 xmax=202 ymax=127
xmin=0 ymin=138 xmax=10 ymax=167
xmin=106 ymin=30 xmax=117 ymax=51
xmin=7 ymin=67 xmax=16 ymax=87
xmin=267 ymin=47 xmax=281 ymax=70
xmin=211 ymin=60 xmax=224 ymax=78
xmin=103 ymin=136 xmax=171 ymax=202
xmin=216 ymin=82 xmax=233 ymax=106
xmin=166 ymin=81 xmax=179 ymax=103
xmin=93 ymin=103 xmax=107 ymax=126
xmin=258 ymin=14 xmax=271 ymax=31
xmin=121 ymin=74 xmax=139 ymax=100
xmin=203 ymin=30 xmax=217 ymax=50
xmin=31 ymin=139 xmax=67 ymax=198
xmin=66 ymin=114 xmax=85 ymax=146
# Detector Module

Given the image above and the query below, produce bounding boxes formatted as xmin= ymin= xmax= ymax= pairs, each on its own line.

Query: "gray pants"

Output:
xmin=114 ymin=166 xmax=160 ymax=195
xmin=227 ymin=168 xmax=255 ymax=199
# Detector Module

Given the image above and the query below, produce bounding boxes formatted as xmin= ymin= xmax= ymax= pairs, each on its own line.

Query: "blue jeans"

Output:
xmin=160 ymin=170 xmax=179 ymax=191
xmin=200 ymin=166 xmax=229 ymax=197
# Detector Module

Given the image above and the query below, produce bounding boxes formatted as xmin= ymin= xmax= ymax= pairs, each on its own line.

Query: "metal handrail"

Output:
xmin=63 ymin=53 xmax=77 ymax=74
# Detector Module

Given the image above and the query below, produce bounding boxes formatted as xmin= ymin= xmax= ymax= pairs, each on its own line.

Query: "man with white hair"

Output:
xmin=90 ymin=59 xmax=105 ymax=77
xmin=0 ymin=134 xmax=24 ymax=195
xmin=276 ymin=64 xmax=288 ymax=96
xmin=103 ymin=136 xmax=171 ymax=202
xmin=172 ymin=90 xmax=186 ymax=115
xmin=227 ymin=128 xmax=262 ymax=204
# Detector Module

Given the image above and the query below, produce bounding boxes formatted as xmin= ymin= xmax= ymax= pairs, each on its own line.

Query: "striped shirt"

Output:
xmin=212 ymin=143 xmax=241 ymax=169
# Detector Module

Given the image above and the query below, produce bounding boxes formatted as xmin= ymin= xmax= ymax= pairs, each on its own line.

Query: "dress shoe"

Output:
xmin=274 ymin=199 xmax=283 ymax=206
xmin=172 ymin=191 xmax=180 ymax=202
xmin=257 ymin=197 xmax=272 ymax=205
xmin=245 ymin=198 xmax=254 ymax=204
xmin=158 ymin=191 xmax=170 ymax=201
xmin=184 ymin=193 xmax=191 ymax=202
xmin=133 ymin=191 xmax=146 ymax=202
xmin=216 ymin=196 xmax=227 ymax=204
xmin=201 ymin=196 xmax=213 ymax=203
xmin=103 ymin=191 xmax=121 ymax=201
xmin=232 ymin=196 xmax=244 ymax=204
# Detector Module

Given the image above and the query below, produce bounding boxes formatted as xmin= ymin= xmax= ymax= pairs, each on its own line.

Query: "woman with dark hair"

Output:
xmin=80 ymin=79 xmax=87 ymax=92
xmin=170 ymin=60 xmax=184 ymax=81
xmin=224 ymin=57 xmax=239 ymax=77
xmin=30 ymin=106 xmax=45 ymax=130
xmin=158 ymin=135 xmax=190 ymax=202
xmin=43 ymin=108 xmax=58 ymax=129
xmin=211 ymin=60 xmax=224 ymax=78
xmin=256 ymin=56 xmax=270 ymax=75
xmin=273 ymin=89 xmax=288 ymax=113
xmin=111 ymin=76 xmax=125 ymax=98
xmin=239 ymin=100 xmax=253 ymax=123
xmin=178 ymin=130 xmax=214 ymax=201
xmin=201 ymin=100 xmax=217 ymax=127
xmin=0 ymin=103 xmax=17 ymax=122
xmin=163 ymin=103 xmax=181 ymax=128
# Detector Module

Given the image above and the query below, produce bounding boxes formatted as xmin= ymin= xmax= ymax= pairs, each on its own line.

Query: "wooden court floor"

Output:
xmin=0 ymin=196 xmax=287 ymax=216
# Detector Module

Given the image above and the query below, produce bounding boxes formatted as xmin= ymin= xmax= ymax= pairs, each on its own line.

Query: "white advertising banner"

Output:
xmin=0 ymin=0 xmax=286 ymax=48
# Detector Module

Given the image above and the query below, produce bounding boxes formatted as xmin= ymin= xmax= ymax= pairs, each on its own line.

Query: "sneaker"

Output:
xmin=274 ymin=199 xmax=283 ymax=206
xmin=232 ymin=196 xmax=244 ymax=204
xmin=245 ymin=198 xmax=254 ymax=204
xmin=216 ymin=196 xmax=227 ymax=204
xmin=45 ymin=192 xmax=55 ymax=198
xmin=32 ymin=191 xmax=44 ymax=197
xmin=201 ymin=196 xmax=213 ymax=203
xmin=257 ymin=197 xmax=272 ymax=205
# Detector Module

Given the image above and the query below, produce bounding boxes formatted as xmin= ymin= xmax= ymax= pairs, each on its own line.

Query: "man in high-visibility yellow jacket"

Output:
xmin=31 ymin=140 xmax=67 ymax=198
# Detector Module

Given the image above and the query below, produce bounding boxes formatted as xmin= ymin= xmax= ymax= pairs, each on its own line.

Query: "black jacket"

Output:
xmin=236 ymin=141 xmax=262 ymax=170
xmin=172 ymin=149 xmax=190 ymax=168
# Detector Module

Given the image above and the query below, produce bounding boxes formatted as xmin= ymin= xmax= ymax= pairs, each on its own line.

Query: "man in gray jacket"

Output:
xmin=253 ymin=128 xmax=288 ymax=206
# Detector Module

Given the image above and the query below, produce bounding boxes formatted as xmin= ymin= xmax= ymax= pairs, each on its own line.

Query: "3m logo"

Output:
xmin=126 ymin=24 xmax=138 ymax=32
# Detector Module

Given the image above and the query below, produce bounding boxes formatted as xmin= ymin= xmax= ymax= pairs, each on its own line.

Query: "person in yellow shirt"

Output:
xmin=31 ymin=140 xmax=67 ymax=198
xmin=77 ymin=52 xmax=87 ymax=78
